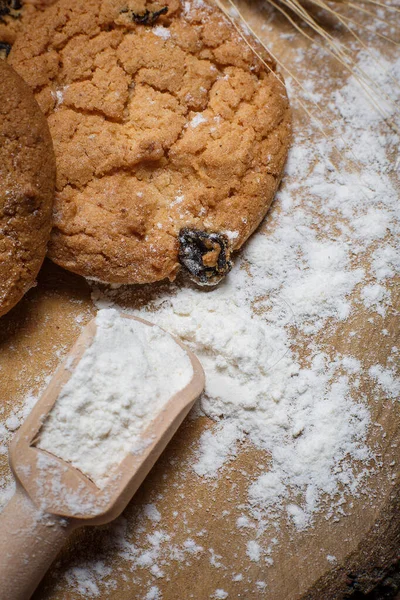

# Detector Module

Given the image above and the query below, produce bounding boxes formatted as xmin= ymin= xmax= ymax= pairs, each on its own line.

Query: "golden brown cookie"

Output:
xmin=9 ymin=0 xmax=291 ymax=285
xmin=0 ymin=60 xmax=55 ymax=317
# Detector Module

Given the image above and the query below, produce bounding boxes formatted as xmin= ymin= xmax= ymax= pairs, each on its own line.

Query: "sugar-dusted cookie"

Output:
xmin=0 ymin=60 xmax=55 ymax=317
xmin=9 ymin=0 xmax=291 ymax=285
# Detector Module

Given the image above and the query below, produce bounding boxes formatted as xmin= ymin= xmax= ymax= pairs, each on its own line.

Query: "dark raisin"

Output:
xmin=0 ymin=41 xmax=11 ymax=57
xmin=178 ymin=228 xmax=233 ymax=286
xmin=0 ymin=0 xmax=22 ymax=23
xmin=120 ymin=5 xmax=168 ymax=25
xmin=0 ymin=4 xmax=10 ymax=21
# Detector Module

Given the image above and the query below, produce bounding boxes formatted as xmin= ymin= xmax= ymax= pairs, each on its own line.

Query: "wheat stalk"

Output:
xmin=213 ymin=0 xmax=399 ymax=226
xmin=284 ymin=0 xmax=399 ymax=105
xmin=215 ymin=0 xmax=399 ymax=132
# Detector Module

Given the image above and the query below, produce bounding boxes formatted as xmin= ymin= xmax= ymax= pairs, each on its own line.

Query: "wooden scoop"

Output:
xmin=0 ymin=314 xmax=205 ymax=600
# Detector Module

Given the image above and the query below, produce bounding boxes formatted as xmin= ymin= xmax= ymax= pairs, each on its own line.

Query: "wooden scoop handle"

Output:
xmin=0 ymin=484 xmax=75 ymax=600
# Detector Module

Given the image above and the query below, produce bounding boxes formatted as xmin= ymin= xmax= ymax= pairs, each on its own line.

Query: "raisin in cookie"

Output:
xmin=0 ymin=1 xmax=57 ymax=59
xmin=0 ymin=60 xmax=55 ymax=317
xmin=9 ymin=0 xmax=291 ymax=285
xmin=0 ymin=0 xmax=23 ymax=57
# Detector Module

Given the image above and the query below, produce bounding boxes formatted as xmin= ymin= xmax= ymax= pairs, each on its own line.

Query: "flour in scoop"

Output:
xmin=37 ymin=309 xmax=193 ymax=487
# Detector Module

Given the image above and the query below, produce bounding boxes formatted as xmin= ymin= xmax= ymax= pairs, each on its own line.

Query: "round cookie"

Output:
xmin=0 ymin=60 xmax=55 ymax=317
xmin=9 ymin=0 xmax=291 ymax=285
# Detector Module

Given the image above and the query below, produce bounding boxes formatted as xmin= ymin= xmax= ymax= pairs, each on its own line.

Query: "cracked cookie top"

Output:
xmin=0 ymin=60 xmax=55 ymax=317
xmin=9 ymin=0 xmax=291 ymax=285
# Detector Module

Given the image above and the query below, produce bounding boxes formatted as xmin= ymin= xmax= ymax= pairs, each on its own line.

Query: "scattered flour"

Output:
xmin=94 ymin=264 xmax=373 ymax=528
xmin=152 ymin=26 xmax=171 ymax=40
xmin=145 ymin=586 xmax=162 ymax=600
xmin=368 ymin=365 xmax=400 ymax=399
xmin=246 ymin=540 xmax=261 ymax=562
xmin=326 ymin=554 xmax=337 ymax=564
xmin=37 ymin=309 xmax=193 ymax=487
xmin=189 ymin=113 xmax=208 ymax=128
xmin=213 ymin=590 xmax=228 ymax=599
xmin=144 ymin=504 xmax=162 ymax=523
xmin=65 ymin=561 xmax=115 ymax=597
xmin=256 ymin=581 xmax=267 ymax=591
xmin=92 ymin=48 xmax=399 ymax=532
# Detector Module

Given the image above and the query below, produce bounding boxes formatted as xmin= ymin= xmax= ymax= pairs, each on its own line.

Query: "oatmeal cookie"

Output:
xmin=0 ymin=60 xmax=55 ymax=317
xmin=9 ymin=0 xmax=291 ymax=285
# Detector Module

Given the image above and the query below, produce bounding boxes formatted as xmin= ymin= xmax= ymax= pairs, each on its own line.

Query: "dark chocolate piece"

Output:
xmin=178 ymin=228 xmax=233 ymax=286
xmin=120 ymin=6 xmax=168 ymax=25
xmin=0 ymin=41 xmax=11 ymax=56
xmin=0 ymin=0 xmax=22 ymax=23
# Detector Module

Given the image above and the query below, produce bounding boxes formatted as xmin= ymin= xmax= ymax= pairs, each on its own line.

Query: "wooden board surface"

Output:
xmin=0 ymin=1 xmax=399 ymax=598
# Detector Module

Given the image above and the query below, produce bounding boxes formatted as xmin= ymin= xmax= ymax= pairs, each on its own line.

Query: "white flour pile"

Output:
xmin=37 ymin=309 xmax=193 ymax=487
xmin=94 ymin=254 xmax=373 ymax=527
